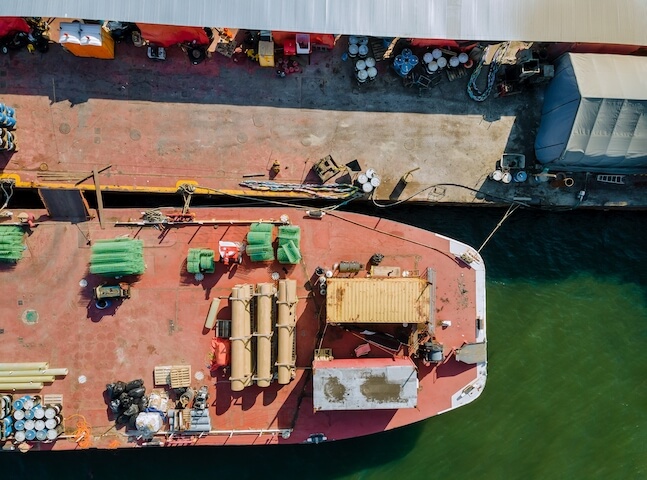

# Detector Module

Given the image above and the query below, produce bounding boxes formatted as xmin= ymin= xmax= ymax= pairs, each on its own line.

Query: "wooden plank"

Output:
xmin=93 ymin=168 xmax=105 ymax=229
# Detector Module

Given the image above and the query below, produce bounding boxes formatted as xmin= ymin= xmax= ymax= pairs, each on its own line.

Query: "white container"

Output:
xmin=24 ymin=419 xmax=35 ymax=431
xmin=490 ymin=170 xmax=503 ymax=181
xmin=46 ymin=429 xmax=59 ymax=440
xmin=365 ymin=168 xmax=376 ymax=179
xmin=458 ymin=52 xmax=469 ymax=63
xmin=367 ymin=66 xmax=378 ymax=80
xmin=437 ymin=57 xmax=447 ymax=69
xmin=362 ymin=182 xmax=374 ymax=193
xmin=356 ymin=69 xmax=368 ymax=83
xmin=35 ymin=419 xmax=45 ymax=431
xmin=502 ymin=172 xmax=512 ymax=184
xmin=432 ymin=48 xmax=442 ymax=59
xmin=355 ymin=59 xmax=366 ymax=71
xmin=358 ymin=44 xmax=369 ymax=58
xmin=365 ymin=57 xmax=376 ymax=68
xmin=449 ymin=56 xmax=460 ymax=68
xmin=357 ymin=174 xmax=368 ymax=184
xmin=370 ymin=176 xmax=381 ymax=187
xmin=423 ymin=52 xmax=433 ymax=64
xmin=13 ymin=409 xmax=24 ymax=420
xmin=426 ymin=61 xmax=438 ymax=73
xmin=15 ymin=430 xmax=26 ymax=442
xmin=45 ymin=418 xmax=58 ymax=429
xmin=349 ymin=35 xmax=358 ymax=45
xmin=348 ymin=44 xmax=359 ymax=57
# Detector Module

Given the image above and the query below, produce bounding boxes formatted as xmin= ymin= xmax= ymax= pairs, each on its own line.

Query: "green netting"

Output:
xmin=277 ymin=240 xmax=301 ymax=264
xmin=90 ymin=238 xmax=145 ymax=276
xmin=187 ymin=248 xmax=215 ymax=274
xmin=278 ymin=225 xmax=301 ymax=249
xmin=246 ymin=223 xmax=275 ymax=261
xmin=247 ymin=231 xmax=272 ymax=245
xmin=0 ymin=226 xmax=25 ymax=263
xmin=250 ymin=223 xmax=274 ymax=232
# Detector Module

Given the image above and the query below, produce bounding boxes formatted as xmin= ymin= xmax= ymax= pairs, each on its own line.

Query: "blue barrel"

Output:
xmin=15 ymin=419 xmax=25 ymax=430
xmin=514 ymin=171 xmax=528 ymax=182
xmin=25 ymin=429 xmax=36 ymax=441
xmin=0 ymin=104 xmax=15 ymax=117
xmin=36 ymin=430 xmax=47 ymax=441
xmin=401 ymin=48 xmax=413 ymax=59
xmin=12 ymin=399 xmax=23 ymax=410
xmin=0 ymin=115 xmax=16 ymax=128
xmin=2 ymin=417 xmax=12 ymax=429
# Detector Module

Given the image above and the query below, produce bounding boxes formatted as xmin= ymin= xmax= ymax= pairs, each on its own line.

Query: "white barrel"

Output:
xmin=349 ymin=35 xmax=358 ymax=45
xmin=13 ymin=409 xmax=24 ymax=420
xmin=362 ymin=182 xmax=374 ymax=193
xmin=359 ymin=36 xmax=369 ymax=46
xmin=502 ymin=172 xmax=512 ymax=184
xmin=276 ymin=280 xmax=297 ymax=385
xmin=34 ymin=407 xmax=45 ymax=419
xmin=426 ymin=61 xmax=438 ymax=74
xmin=24 ymin=419 xmax=35 ymax=431
xmin=437 ymin=57 xmax=447 ymax=68
xmin=458 ymin=52 xmax=469 ymax=63
xmin=355 ymin=59 xmax=366 ymax=71
xmin=432 ymin=48 xmax=442 ymax=59
xmin=45 ymin=417 xmax=58 ymax=429
xmin=348 ymin=44 xmax=359 ymax=57
xmin=229 ymin=285 xmax=253 ymax=392
xmin=255 ymin=283 xmax=274 ymax=388
xmin=358 ymin=44 xmax=369 ymax=58
xmin=15 ymin=430 xmax=26 ymax=442
xmin=423 ymin=52 xmax=433 ymax=64
xmin=367 ymin=66 xmax=378 ymax=80
xmin=357 ymin=173 xmax=368 ymax=184
xmin=35 ymin=419 xmax=45 ymax=431
xmin=356 ymin=69 xmax=368 ymax=83
xmin=370 ymin=175 xmax=381 ymax=187
xmin=490 ymin=170 xmax=503 ymax=181
xmin=365 ymin=57 xmax=376 ymax=68
xmin=449 ymin=56 xmax=460 ymax=67
xmin=365 ymin=168 xmax=376 ymax=178
xmin=46 ymin=429 xmax=59 ymax=440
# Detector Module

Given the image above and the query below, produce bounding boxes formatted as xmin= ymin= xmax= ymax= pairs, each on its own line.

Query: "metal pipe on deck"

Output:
xmin=0 ymin=368 xmax=68 ymax=377
xmin=229 ymin=285 xmax=253 ymax=392
xmin=0 ymin=382 xmax=44 ymax=390
xmin=0 ymin=362 xmax=48 ymax=371
xmin=255 ymin=283 xmax=275 ymax=387
xmin=276 ymin=279 xmax=297 ymax=385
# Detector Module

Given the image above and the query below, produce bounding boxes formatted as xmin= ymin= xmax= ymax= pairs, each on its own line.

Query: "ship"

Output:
xmin=0 ymin=204 xmax=486 ymax=450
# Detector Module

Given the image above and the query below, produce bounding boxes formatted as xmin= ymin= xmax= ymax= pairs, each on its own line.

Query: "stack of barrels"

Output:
xmin=1 ymin=395 xmax=64 ymax=442
xmin=0 ymin=103 xmax=17 ymax=152
xmin=423 ymin=49 xmax=471 ymax=75
xmin=393 ymin=49 xmax=419 ymax=77
xmin=356 ymin=168 xmax=381 ymax=194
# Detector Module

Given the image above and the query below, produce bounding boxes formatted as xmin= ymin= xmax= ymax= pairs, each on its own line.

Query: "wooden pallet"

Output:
xmin=154 ymin=365 xmax=191 ymax=388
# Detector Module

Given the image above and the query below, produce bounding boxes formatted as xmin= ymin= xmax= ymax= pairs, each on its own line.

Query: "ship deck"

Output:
xmin=0 ymin=206 xmax=485 ymax=449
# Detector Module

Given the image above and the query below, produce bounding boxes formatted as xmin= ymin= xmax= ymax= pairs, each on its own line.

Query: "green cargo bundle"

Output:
xmin=277 ymin=225 xmax=301 ymax=264
xmin=90 ymin=238 xmax=146 ymax=277
xmin=0 ymin=226 xmax=25 ymax=263
xmin=246 ymin=223 xmax=275 ymax=262
xmin=187 ymin=248 xmax=216 ymax=274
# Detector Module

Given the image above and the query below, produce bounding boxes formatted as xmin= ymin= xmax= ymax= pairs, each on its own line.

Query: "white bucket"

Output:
xmin=362 ymin=182 xmax=374 ymax=193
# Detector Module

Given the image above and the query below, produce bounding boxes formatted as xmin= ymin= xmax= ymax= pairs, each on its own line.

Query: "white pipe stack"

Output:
xmin=0 ymin=364 xmax=67 ymax=391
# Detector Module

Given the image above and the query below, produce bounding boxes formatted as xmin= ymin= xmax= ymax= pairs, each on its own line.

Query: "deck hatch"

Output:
xmin=313 ymin=357 xmax=418 ymax=411
xmin=325 ymin=277 xmax=431 ymax=324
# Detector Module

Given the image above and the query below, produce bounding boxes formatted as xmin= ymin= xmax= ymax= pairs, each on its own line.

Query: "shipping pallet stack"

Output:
xmin=0 ymin=102 xmax=17 ymax=152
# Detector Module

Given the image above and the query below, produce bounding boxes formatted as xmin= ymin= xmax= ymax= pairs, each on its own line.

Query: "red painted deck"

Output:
xmin=0 ymin=206 xmax=485 ymax=450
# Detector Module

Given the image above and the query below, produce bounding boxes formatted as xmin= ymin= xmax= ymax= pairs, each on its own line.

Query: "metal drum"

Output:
xmin=356 ymin=69 xmax=368 ymax=83
xmin=401 ymin=48 xmax=413 ymax=58
xmin=365 ymin=168 xmax=376 ymax=179
xmin=370 ymin=175 xmax=381 ymax=188
xmin=357 ymin=173 xmax=369 ymax=184
xmin=426 ymin=61 xmax=438 ymax=74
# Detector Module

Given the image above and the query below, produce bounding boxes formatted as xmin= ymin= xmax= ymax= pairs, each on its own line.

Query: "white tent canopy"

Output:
xmin=2 ymin=0 xmax=647 ymax=45
xmin=535 ymin=53 xmax=647 ymax=173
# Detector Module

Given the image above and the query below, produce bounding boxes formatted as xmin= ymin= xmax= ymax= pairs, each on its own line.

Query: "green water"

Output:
xmin=4 ymin=207 xmax=647 ymax=479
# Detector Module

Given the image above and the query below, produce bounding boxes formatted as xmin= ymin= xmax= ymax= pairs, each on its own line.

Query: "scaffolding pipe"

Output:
xmin=0 ymin=382 xmax=44 ymax=390
xmin=0 ymin=362 xmax=48 ymax=371
xmin=0 ymin=368 xmax=68 ymax=377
